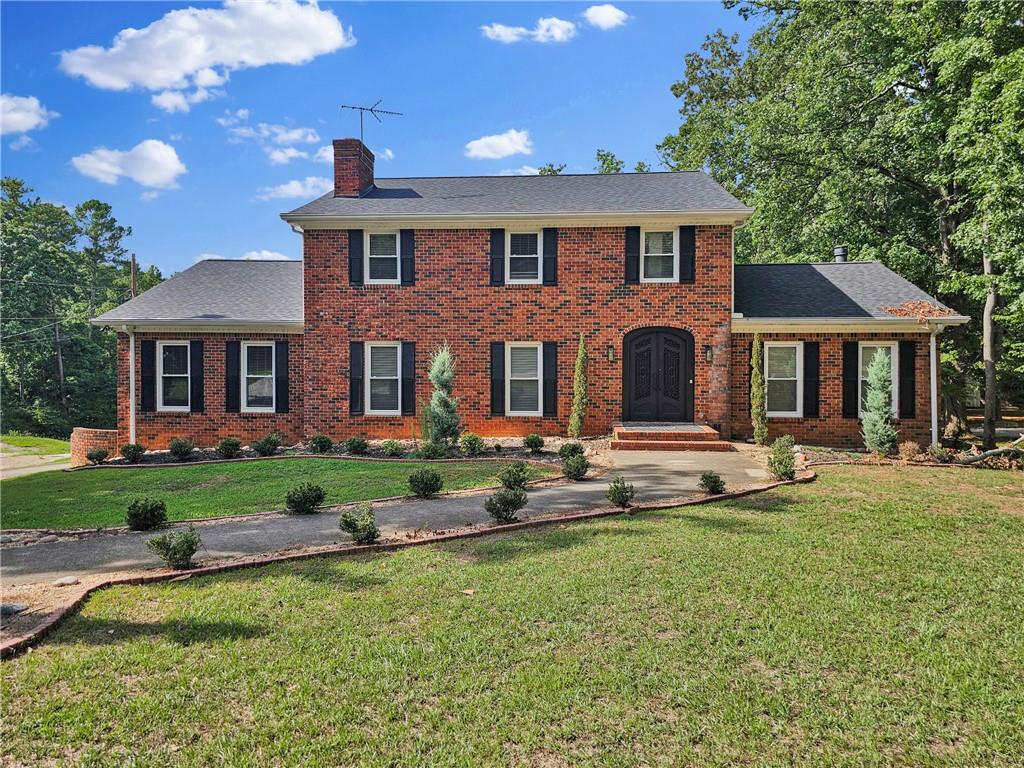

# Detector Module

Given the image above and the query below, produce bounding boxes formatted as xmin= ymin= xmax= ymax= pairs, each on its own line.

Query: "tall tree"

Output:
xmin=595 ymin=149 xmax=626 ymax=174
xmin=75 ymin=200 xmax=131 ymax=334
xmin=538 ymin=163 xmax=566 ymax=176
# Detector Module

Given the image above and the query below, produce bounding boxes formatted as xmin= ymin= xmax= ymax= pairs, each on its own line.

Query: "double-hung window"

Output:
xmin=641 ymin=229 xmax=677 ymax=282
xmin=241 ymin=342 xmax=275 ymax=412
xmin=859 ymin=342 xmax=898 ymax=415
xmin=157 ymin=341 xmax=190 ymax=412
xmin=764 ymin=342 xmax=802 ymax=417
xmin=366 ymin=343 xmax=401 ymax=415
xmin=366 ymin=232 xmax=400 ymax=284
xmin=506 ymin=232 xmax=541 ymax=284
xmin=506 ymin=343 xmax=542 ymax=416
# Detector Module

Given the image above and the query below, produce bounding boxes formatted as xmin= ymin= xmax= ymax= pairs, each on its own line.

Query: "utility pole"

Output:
xmin=130 ymin=253 xmax=138 ymax=298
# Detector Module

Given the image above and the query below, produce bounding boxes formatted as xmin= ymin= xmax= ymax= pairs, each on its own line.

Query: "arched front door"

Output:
xmin=623 ymin=327 xmax=694 ymax=422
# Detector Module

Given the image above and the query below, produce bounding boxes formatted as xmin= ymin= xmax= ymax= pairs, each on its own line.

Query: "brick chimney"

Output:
xmin=333 ymin=139 xmax=375 ymax=197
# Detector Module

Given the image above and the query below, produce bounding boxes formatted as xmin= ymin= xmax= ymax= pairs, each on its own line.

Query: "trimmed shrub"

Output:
xmin=415 ymin=442 xmax=446 ymax=460
xmin=86 ymin=448 xmax=109 ymax=465
xmin=339 ymin=503 xmax=380 ymax=544
xmin=861 ymin=348 xmax=898 ymax=456
xmin=523 ymin=434 xmax=545 ymax=453
xmin=562 ymin=454 xmax=590 ymax=481
xmin=252 ymin=434 xmax=281 ymax=457
xmin=485 ymin=487 xmax=527 ymax=523
xmin=120 ymin=443 xmax=146 ymax=464
xmin=408 ymin=468 xmax=444 ymax=498
xmin=750 ymin=333 xmax=769 ymax=446
xmin=927 ymin=442 xmax=954 ymax=463
xmin=126 ymin=498 xmax=167 ymax=531
xmin=568 ymin=333 xmax=588 ymax=438
xmin=493 ymin=443 xmax=503 ymax=454
xmin=459 ymin=431 xmax=485 ymax=456
xmin=698 ymin=470 xmax=726 ymax=495
xmin=427 ymin=344 xmax=462 ymax=446
xmin=381 ymin=439 xmax=404 ymax=457
xmin=146 ymin=526 xmax=201 ymax=570
xmin=898 ymin=440 xmax=921 ymax=462
xmin=344 ymin=436 xmax=368 ymax=455
xmin=309 ymin=434 xmax=333 ymax=454
xmin=216 ymin=437 xmax=242 ymax=459
xmin=606 ymin=477 xmax=635 ymax=509
xmin=767 ymin=435 xmax=796 ymax=481
xmin=558 ymin=442 xmax=585 ymax=460
xmin=498 ymin=461 xmax=530 ymax=490
xmin=168 ymin=438 xmax=194 ymax=461
xmin=285 ymin=483 xmax=325 ymax=515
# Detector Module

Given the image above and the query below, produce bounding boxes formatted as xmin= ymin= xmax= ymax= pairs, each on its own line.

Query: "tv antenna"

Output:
xmin=340 ymin=100 xmax=402 ymax=142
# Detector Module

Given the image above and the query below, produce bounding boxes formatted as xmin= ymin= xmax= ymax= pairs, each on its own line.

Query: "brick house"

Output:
xmin=92 ymin=138 xmax=968 ymax=452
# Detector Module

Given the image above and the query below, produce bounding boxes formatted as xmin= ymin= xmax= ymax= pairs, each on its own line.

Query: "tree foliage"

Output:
xmin=427 ymin=343 xmax=461 ymax=445
xmin=861 ymin=349 xmax=899 ymax=456
xmin=750 ymin=334 xmax=769 ymax=445
xmin=568 ymin=333 xmax=588 ymax=438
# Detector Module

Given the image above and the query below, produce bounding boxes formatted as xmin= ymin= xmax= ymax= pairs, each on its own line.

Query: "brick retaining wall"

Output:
xmin=70 ymin=428 xmax=119 ymax=467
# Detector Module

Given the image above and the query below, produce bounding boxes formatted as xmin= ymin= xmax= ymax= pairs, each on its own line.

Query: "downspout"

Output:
xmin=929 ymin=325 xmax=939 ymax=446
xmin=124 ymin=325 xmax=137 ymax=444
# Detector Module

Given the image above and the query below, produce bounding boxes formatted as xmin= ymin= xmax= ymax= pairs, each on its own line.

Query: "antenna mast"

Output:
xmin=339 ymin=100 xmax=402 ymax=142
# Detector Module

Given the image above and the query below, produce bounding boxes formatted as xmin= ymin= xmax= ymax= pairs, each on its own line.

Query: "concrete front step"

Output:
xmin=612 ymin=429 xmax=721 ymax=442
xmin=610 ymin=439 xmax=735 ymax=452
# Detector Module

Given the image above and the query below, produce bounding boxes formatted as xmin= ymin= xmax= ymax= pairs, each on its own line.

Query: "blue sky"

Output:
xmin=1 ymin=1 xmax=748 ymax=275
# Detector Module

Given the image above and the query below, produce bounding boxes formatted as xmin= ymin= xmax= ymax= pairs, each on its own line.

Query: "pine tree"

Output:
xmin=568 ymin=334 xmax=588 ymax=438
xmin=427 ymin=344 xmax=460 ymax=445
xmin=750 ymin=334 xmax=769 ymax=445
xmin=861 ymin=348 xmax=898 ymax=456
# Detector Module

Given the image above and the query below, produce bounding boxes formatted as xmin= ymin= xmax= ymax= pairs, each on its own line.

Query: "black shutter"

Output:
xmin=490 ymin=342 xmax=505 ymax=416
xmin=625 ymin=226 xmax=640 ymax=284
xmin=401 ymin=342 xmax=415 ymax=416
xmin=189 ymin=340 xmax=204 ymax=413
xmin=899 ymin=340 xmax=916 ymax=419
xmin=543 ymin=342 xmax=557 ymax=418
xmin=679 ymin=225 xmax=696 ymax=283
xmin=400 ymin=229 xmax=415 ymax=285
xmin=275 ymin=340 xmax=289 ymax=413
xmin=489 ymin=228 xmax=505 ymax=285
xmin=349 ymin=341 xmax=364 ymax=416
xmin=225 ymin=341 xmax=241 ymax=413
xmin=140 ymin=339 xmax=156 ymax=413
xmin=348 ymin=229 xmax=364 ymax=285
xmin=542 ymin=228 xmax=558 ymax=285
xmin=803 ymin=341 xmax=819 ymax=418
xmin=842 ymin=341 xmax=859 ymax=418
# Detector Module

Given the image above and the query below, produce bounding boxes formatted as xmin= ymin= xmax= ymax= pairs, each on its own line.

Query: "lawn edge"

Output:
xmin=0 ymin=470 xmax=815 ymax=661
xmin=65 ymin=453 xmax=562 ymax=471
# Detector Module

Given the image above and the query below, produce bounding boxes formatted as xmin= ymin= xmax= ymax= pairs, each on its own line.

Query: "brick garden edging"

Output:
xmin=0 ymin=470 xmax=815 ymax=660
xmin=66 ymin=452 xmax=561 ymax=471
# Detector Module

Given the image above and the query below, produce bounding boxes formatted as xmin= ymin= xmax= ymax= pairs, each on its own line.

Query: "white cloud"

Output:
xmin=215 ymin=108 xmax=250 ymax=127
xmin=266 ymin=147 xmax=309 ymax=165
xmin=255 ymin=176 xmax=332 ymax=200
xmin=140 ymin=190 xmax=160 ymax=202
xmin=499 ymin=165 xmax=541 ymax=176
xmin=481 ymin=17 xmax=576 ymax=44
xmin=314 ymin=144 xmax=333 ymax=163
xmin=9 ymin=135 xmax=34 ymax=151
xmin=376 ymin=147 xmax=395 ymax=161
xmin=241 ymin=249 xmax=293 ymax=260
xmin=59 ymin=0 xmax=355 ymax=112
xmin=584 ymin=4 xmax=629 ymax=30
xmin=228 ymin=120 xmax=320 ymax=145
xmin=71 ymin=139 xmax=187 ymax=189
xmin=465 ymin=129 xmax=532 ymax=160
xmin=151 ymin=87 xmax=218 ymax=113
xmin=1 ymin=94 xmax=59 ymax=135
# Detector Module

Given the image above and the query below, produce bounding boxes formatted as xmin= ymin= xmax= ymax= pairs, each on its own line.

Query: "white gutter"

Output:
xmin=930 ymin=327 xmax=939 ymax=446
xmin=280 ymin=209 xmax=754 ymax=228
xmin=732 ymin=315 xmax=970 ymax=333
xmin=123 ymin=324 xmax=136 ymax=444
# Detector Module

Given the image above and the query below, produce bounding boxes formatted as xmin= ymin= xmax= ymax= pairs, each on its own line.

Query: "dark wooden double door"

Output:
xmin=623 ymin=328 xmax=694 ymax=422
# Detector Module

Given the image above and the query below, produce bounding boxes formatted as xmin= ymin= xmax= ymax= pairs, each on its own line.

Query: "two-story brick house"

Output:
xmin=93 ymin=138 xmax=968 ymax=452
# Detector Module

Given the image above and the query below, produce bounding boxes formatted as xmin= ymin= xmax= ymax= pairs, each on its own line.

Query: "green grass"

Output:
xmin=0 ymin=433 xmax=70 ymax=455
xmin=3 ymin=466 xmax=1022 ymax=766
xmin=0 ymin=459 xmax=553 ymax=530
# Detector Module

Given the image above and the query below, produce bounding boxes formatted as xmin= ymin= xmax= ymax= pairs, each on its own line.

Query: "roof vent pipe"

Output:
xmin=833 ymin=245 xmax=848 ymax=263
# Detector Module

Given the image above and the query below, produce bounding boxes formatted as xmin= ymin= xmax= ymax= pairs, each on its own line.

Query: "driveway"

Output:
xmin=1 ymin=450 xmax=766 ymax=586
xmin=0 ymin=449 xmax=71 ymax=480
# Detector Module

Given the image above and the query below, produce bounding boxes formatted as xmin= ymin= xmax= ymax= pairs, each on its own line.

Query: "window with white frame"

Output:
xmin=859 ymin=342 xmax=898 ymax=415
xmin=641 ymin=229 xmax=677 ymax=282
xmin=506 ymin=232 xmax=541 ymax=283
xmin=366 ymin=343 xmax=401 ymax=415
xmin=157 ymin=341 xmax=190 ymax=412
xmin=242 ymin=342 xmax=275 ymax=412
xmin=764 ymin=342 xmax=802 ymax=417
xmin=366 ymin=232 xmax=399 ymax=284
xmin=506 ymin=343 xmax=542 ymax=415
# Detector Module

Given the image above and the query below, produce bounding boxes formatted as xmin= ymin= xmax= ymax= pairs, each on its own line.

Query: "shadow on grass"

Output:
xmin=470 ymin=525 xmax=649 ymax=564
xmin=669 ymin=512 xmax=767 ymax=534
xmin=711 ymin=491 xmax=799 ymax=514
xmin=56 ymin=617 xmax=265 ymax=647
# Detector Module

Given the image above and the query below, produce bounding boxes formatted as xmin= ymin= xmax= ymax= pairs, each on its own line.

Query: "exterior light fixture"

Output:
xmin=607 ymin=345 xmax=615 ymax=362
xmin=704 ymin=345 xmax=713 ymax=363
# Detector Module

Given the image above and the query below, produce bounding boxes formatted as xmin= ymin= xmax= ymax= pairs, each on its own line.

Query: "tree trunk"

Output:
xmin=88 ymin=265 xmax=96 ymax=339
xmin=981 ymin=253 xmax=998 ymax=450
xmin=54 ymin=320 xmax=67 ymax=409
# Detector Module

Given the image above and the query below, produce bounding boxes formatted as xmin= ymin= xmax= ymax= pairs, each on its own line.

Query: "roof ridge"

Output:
xmin=737 ymin=260 xmax=880 ymax=267
xmin=371 ymin=171 xmax=703 ymax=181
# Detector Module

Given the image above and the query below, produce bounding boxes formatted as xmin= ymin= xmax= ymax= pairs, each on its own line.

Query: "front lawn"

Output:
xmin=0 ymin=433 xmax=70 ymax=455
xmin=3 ymin=466 xmax=1022 ymax=765
xmin=0 ymin=459 xmax=553 ymax=530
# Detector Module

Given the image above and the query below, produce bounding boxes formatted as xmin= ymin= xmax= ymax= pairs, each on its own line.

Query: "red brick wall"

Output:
xmin=303 ymin=225 xmax=735 ymax=439
xmin=116 ymin=332 xmax=304 ymax=450
xmin=70 ymin=427 xmax=119 ymax=467
xmin=729 ymin=331 xmax=935 ymax=448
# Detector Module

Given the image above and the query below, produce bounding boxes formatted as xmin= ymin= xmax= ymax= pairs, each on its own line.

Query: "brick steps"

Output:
xmin=610 ymin=423 xmax=735 ymax=452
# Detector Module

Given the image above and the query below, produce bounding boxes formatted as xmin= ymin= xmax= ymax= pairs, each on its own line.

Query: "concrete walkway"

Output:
xmin=1 ymin=451 xmax=766 ymax=586
xmin=0 ymin=451 xmax=71 ymax=480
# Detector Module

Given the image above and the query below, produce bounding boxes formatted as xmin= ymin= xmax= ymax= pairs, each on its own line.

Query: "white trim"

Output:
xmin=733 ymin=316 xmax=970 ymax=333
xmin=505 ymin=230 xmax=542 ymax=285
xmin=281 ymin=211 xmax=753 ymax=229
xmin=764 ymin=341 xmax=803 ymax=418
xmin=128 ymin=329 xmax=136 ymax=442
xmin=365 ymin=342 xmax=402 ymax=416
xmin=858 ymin=341 xmax=899 ymax=417
xmin=505 ymin=342 xmax=543 ymax=417
xmin=364 ymin=230 xmax=401 ymax=285
xmin=156 ymin=340 xmax=190 ymax=412
xmin=93 ymin=319 xmax=303 ymax=333
xmin=930 ymin=330 xmax=939 ymax=445
xmin=240 ymin=341 xmax=275 ymax=413
xmin=640 ymin=227 xmax=678 ymax=283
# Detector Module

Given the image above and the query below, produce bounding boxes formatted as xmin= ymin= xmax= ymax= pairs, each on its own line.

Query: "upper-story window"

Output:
xmin=157 ymin=341 xmax=190 ymax=412
xmin=506 ymin=232 xmax=542 ymax=284
xmin=366 ymin=232 xmax=400 ymax=285
xmin=241 ymin=341 xmax=275 ymax=412
xmin=641 ymin=229 xmax=678 ymax=282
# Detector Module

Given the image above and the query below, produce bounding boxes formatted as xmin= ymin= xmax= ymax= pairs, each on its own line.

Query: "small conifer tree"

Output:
xmin=861 ymin=348 xmax=898 ymax=456
xmin=427 ymin=343 xmax=461 ymax=445
xmin=750 ymin=334 xmax=769 ymax=445
xmin=568 ymin=333 xmax=588 ymax=438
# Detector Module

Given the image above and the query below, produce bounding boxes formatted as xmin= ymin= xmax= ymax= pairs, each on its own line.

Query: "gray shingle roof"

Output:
xmin=92 ymin=260 xmax=302 ymax=326
xmin=282 ymin=172 xmax=752 ymax=219
xmin=734 ymin=261 xmax=958 ymax=319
